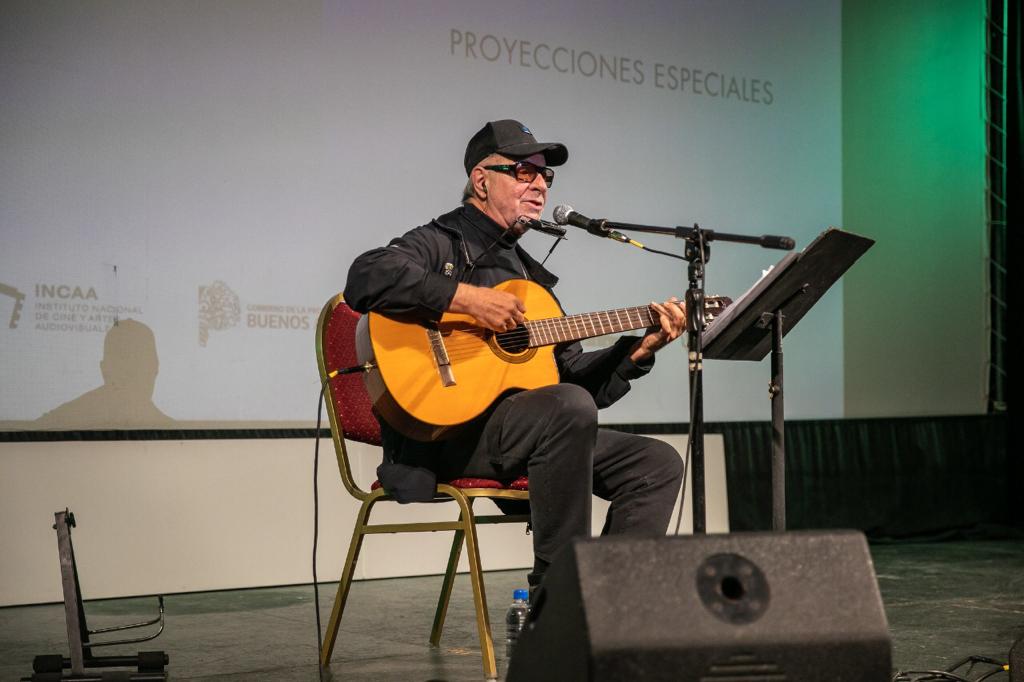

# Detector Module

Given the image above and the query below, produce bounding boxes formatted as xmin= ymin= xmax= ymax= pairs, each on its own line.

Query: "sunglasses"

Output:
xmin=483 ymin=161 xmax=555 ymax=188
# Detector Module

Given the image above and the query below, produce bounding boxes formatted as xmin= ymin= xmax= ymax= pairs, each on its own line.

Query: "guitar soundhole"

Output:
xmin=494 ymin=326 xmax=529 ymax=354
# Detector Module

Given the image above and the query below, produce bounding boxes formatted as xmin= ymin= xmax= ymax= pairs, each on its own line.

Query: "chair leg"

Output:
xmin=320 ymin=498 xmax=375 ymax=667
xmin=430 ymin=507 xmax=468 ymax=645
xmin=456 ymin=496 xmax=498 ymax=680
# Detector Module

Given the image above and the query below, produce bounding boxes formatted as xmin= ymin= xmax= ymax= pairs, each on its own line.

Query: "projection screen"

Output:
xmin=0 ymin=0 xmax=843 ymax=431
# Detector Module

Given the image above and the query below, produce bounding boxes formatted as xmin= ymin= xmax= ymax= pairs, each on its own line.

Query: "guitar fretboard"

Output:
xmin=525 ymin=306 xmax=657 ymax=347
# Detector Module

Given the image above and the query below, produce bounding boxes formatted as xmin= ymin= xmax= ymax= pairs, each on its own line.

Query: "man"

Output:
xmin=344 ymin=119 xmax=685 ymax=588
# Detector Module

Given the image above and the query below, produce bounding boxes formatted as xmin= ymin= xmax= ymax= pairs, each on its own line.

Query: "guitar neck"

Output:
xmin=525 ymin=305 xmax=657 ymax=347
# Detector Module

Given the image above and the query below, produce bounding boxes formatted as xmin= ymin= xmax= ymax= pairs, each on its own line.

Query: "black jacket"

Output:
xmin=343 ymin=204 xmax=653 ymax=496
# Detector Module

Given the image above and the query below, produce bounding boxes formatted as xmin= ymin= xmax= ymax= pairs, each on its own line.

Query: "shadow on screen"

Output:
xmin=35 ymin=319 xmax=174 ymax=430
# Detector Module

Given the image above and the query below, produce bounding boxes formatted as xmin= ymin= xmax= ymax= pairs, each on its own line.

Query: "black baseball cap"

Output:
xmin=463 ymin=119 xmax=568 ymax=175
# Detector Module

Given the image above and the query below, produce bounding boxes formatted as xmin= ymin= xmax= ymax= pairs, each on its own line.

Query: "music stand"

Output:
xmin=702 ymin=228 xmax=875 ymax=531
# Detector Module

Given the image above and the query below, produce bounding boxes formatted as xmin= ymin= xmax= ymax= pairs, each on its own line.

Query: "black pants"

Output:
xmin=441 ymin=384 xmax=684 ymax=568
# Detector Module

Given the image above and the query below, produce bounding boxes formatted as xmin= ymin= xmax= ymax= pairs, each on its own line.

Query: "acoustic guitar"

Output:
xmin=356 ymin=279 xmax=730 ymax=442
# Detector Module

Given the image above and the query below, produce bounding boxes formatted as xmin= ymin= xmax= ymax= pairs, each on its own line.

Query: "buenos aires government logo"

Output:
xmin=198 ymin=280 xmax=241 ymax=346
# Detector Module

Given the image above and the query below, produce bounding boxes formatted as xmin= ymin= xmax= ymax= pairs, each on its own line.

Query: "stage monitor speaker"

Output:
xmin=507 ymin=530 xmax=891 ymax=682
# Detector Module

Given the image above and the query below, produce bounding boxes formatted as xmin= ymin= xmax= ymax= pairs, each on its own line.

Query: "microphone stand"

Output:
xmin=588 ymin=218 xmax=793 ymax=534
xmin=683 ymin=228 xmax=709 ymax=533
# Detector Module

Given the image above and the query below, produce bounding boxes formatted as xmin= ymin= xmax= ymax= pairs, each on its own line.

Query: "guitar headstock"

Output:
xmin=701 ymin=295 xmax=732 ymax=326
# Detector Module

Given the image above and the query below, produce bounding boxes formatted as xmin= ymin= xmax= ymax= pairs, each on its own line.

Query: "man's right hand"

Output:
xmin=450 ymin=283 xmax=526 ymax=332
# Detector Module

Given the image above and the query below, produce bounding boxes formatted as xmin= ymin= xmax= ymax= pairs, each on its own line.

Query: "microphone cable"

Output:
xmin=312 ymin=380 xmax=328 ymax=682
xmin=311 ymin=361 xmax=373 ymax=680
xmin=891 ymin=653 xmax=1008 ymax=681
xmin=538 ymin=228 xmax=566 ymax=266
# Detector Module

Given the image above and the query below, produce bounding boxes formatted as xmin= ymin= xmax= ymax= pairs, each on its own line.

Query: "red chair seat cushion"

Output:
xmin=447 ymin=477 xmax=505 ymax=489
xmin=370 ymin=477 xmax=529 ymax=492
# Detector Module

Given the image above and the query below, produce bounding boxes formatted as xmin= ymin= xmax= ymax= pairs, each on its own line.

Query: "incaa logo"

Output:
xmin=0 ymin=282 xmax=26 ymax=328
xmin=35 ymin=284 xmax=98 ymax=300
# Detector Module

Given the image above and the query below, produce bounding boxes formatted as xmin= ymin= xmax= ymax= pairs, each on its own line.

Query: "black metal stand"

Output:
xmin=572 ymin=215 xmax=799 ymax=532
xmin=567 ymin=215 xmax=874 ymax=532
xmin=683 ymin=232 xmax=710 ymax=533
xmin=592 ymin=219 xmax=796 ymax=533
xmin=25 ymin=510 xmax=169 ymax=681
xmin=769 ymin=310 xmax=785 ymax=531
xmin=702 ymin=228 xmax=875 ymax=530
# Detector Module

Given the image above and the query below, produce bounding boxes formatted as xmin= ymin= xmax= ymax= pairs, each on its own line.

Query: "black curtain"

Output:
xmin=714 ymin=417 xmax=1010 ymax=537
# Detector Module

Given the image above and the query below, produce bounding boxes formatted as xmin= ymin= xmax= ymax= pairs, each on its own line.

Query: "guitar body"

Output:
xmin=359 ymin=279 xmax=562 ymax=441
xmin=357 ymin=279 xmax=728 ymax=442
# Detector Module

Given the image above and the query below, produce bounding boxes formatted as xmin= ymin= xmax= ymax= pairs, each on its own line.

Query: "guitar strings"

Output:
xmin=439 ymin=322 xmax=656 ymax=359
xmin=426 ymin=298 xmax=726 ymax=360
xmin=437 ymin=309 xmax=660 ymax=353
xmin=434 ymin=299 xmax=722 ymax=342
xmin=441 ymin=308 xmax=659 ymax=341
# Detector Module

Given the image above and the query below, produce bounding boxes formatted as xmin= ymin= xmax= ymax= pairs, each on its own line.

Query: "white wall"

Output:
xmin=0 ymin=435 xmax=725 ymax=606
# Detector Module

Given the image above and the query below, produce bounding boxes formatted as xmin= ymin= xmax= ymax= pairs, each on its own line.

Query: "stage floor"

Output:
xmin=1 ymin=539 xmax=1022 ymax=681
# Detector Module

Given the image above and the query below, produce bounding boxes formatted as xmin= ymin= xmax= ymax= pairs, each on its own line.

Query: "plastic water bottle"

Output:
xmin=505 ymin=588 xmax=530 ymax=659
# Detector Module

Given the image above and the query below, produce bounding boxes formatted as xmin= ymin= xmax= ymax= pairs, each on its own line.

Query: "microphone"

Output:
xmin=553 ymin=205 xmax=635 ymax=244
xmin=760 ymin=234 xmax=795 ymax=250
xmin=552 ymin=205 xmax=608 ymax=236
xmin=514 ymin=216 xmax=567 ymax=238
xmin=534 ymin=219 xmax=567 ymax=238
